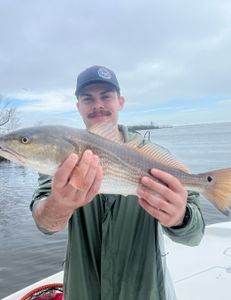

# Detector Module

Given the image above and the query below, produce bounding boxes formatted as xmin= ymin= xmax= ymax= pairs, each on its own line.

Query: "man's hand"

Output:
xmin=50 ymin=150 xmax=103 ymax=211
xmin=137 ymin=169 xmax=188 ymax=227
xmin=33 ymin=150 xmax=103 ymax=232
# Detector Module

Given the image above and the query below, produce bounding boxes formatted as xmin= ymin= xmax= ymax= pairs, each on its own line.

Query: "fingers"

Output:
xmin=84 ymin=162 xmax=103 ymax=202
xmin=69 ymin=150 xmax=96 ymax=190
xmin=139 ymin=175 xmax=174 ymax=202
xmin=137 ymin=169 xmax=188 ymax=227
xmin=54 ymin=153 xmax=79 ymax=189
xmin=137 ymin=186 xmax=171 ymax=213
xmin=150 ymin=168 xmax=184 ymax=193
xmin=139 ymin=168 xmax=187 ymax=201
xmin=73 ymin=153 xmax=102 ymax=202
xmin=138 ymin=197 xmax=164 ymax=219
xmin=52 ymin=150 xmax=103 ymax=210
xmin=78 ymin=150 xmax=96 ymax=178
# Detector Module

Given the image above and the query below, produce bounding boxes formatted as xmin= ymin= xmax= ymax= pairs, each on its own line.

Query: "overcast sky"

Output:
xmin=0 ymin=0 xmax=231 ymax=128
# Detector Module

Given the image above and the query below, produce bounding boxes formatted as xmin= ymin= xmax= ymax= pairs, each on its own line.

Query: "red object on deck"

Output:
xmin=20 ymin=283 xmax=63 ymax=300
xmin=33 ymin=293 xmax=62 ymax=299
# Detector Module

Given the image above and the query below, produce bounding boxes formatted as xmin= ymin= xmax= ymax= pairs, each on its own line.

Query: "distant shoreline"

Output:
xmin=128 ymin=124 xmax=172 ymax=131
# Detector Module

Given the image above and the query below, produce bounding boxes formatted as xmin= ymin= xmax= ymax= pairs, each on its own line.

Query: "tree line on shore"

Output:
xmin=0 ymin=96 xmax=20 ymax=162
xmin=128 ymin=123 xmax=172 ymax=131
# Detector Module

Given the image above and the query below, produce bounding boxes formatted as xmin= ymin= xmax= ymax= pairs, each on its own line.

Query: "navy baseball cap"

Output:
xmin=75 ymin=65 xmax=120 ymax=97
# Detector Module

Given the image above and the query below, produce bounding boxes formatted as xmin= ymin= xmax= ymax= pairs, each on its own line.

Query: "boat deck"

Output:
xmin=4 ymin=222 xmax=231 ymax=299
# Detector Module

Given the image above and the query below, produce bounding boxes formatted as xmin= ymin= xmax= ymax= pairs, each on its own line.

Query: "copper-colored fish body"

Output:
xmin=0 ymin=122 xmax=231 ymax=215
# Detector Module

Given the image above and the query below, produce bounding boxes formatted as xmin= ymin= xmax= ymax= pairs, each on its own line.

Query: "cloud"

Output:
xmin=0 ymin=0 xmax=231 ymax=126
xmin=219 ymin=99 xmax=231 ymax=105
xmin=11 ymin=89 xmax=76 ymax=112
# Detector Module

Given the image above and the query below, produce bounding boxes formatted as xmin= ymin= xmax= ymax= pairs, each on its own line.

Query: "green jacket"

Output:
xmin=31 ymin=125 xmax=205 ymax=300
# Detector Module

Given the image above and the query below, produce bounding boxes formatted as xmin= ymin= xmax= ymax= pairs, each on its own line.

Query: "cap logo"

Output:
xmin=97 ymin=67 xmax=112 ymax=80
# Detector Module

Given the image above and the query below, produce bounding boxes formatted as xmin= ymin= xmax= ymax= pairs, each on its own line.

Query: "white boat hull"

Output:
xmin=4 ymin=222 xmax=231 ymax=300
xmin=165 ymin=221 xmax=231 ymax=300
xmin=3 ymin=271 xmax=63 ymax=300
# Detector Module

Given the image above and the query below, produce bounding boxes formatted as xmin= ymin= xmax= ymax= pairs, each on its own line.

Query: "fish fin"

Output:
xmin=68 ymin=166 xmax=85 ymax=191
xmin=88 ymin=121 xmax=123 ymax=143
xmin=88 ymin=121 xmax=189 ymax=172
xmin=201 ymin=168 xmax=231 ymax=216
xmin=125 ymin=138 xmax=190 ymax=173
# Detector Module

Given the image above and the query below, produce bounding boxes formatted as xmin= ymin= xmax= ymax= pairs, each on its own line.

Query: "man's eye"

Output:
xmin=102 ymin=95 xmax=110 ymax=100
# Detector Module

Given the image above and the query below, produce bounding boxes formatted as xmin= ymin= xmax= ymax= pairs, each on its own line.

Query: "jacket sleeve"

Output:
xmin=163 ymin=190 xmax=205 ymax=246
xmin=30 ymin=173 xmax=52 ymax=210
xmin=30 ymin=173 xmax=53 ymax=234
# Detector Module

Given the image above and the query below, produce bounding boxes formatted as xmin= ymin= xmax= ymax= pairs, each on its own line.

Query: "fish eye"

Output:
xmin=207 ymin=176 xmax=213 ymax=182
xmin=21 ymin=137 xmax=30 ymax=144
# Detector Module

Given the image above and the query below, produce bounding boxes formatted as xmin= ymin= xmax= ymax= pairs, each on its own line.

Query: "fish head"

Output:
xmin=0 ymin=126 xmax=76 ymax=175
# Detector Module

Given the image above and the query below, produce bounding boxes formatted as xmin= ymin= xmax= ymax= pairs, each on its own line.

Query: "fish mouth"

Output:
xmin=0 ymin=145 xmax=26 ymax=165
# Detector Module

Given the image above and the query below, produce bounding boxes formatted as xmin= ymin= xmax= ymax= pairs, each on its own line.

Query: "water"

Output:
xmin=0 ymin=122 xmax=231 ymax=298
xmin=0 ymin=164 xmax=67 ymax=298
xmin=149 ymin=122 xmax=231 ymax=224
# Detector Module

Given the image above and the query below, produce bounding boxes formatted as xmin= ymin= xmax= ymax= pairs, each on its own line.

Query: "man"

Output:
xmin=31 ymin=65 xmax=205 ymax=300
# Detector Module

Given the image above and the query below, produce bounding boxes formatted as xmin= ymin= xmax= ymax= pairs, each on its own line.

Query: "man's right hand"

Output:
xmin=50 ymin=150 xmax=103 ymax=210
xmin=33 ymin=150 xmax=103 ymax=232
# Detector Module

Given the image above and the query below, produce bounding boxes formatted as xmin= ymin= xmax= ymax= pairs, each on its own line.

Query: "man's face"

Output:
xmin=76 ymin=83 xmax=125 ymax=128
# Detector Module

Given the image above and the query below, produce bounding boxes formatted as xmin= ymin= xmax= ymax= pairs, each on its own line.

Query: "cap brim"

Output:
xmin=75 ymin=80 xmax=119 ymax=97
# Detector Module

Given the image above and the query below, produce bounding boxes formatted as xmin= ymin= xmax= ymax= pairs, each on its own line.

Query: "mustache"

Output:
xmin=88 ymin=110 xmax=112 ymax=119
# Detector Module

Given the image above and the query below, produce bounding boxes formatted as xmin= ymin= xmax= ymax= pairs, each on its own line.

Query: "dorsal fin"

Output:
xmin=125 ymin=137 xmax=190 ymax=173
xmin=88 ymin=121 xmax=189 ymax=173
xmin=88 ymin=121 xmax=123 ymax=143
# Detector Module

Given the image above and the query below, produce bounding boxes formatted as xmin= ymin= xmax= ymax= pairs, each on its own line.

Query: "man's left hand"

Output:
xmin=137 ymin=168 xmax=188 ymax=228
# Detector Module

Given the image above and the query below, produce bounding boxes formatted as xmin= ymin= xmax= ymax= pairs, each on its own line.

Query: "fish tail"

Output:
xmin=201 ymin=168 xmax=231 ymax=216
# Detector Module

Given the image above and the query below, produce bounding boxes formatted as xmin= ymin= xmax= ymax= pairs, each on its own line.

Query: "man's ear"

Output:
xmin=76 ymin=101 xmax=79 ymax=111
xmin=119 ymin=96 xmax=125 ymax=111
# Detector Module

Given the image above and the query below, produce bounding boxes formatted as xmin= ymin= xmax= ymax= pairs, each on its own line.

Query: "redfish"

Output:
xmin=0 ymin=122 xmax=231 ymax=215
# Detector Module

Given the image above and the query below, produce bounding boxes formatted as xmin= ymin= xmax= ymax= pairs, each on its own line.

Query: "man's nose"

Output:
xmin=93 ymin=99 xmax=104 ymax=109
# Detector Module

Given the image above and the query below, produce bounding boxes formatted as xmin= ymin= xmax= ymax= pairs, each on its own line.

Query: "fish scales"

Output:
xmin=71 ymin=128 xmax=203 ymax=194
xmin=1 ymin=124 xmax=231 ymax=215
